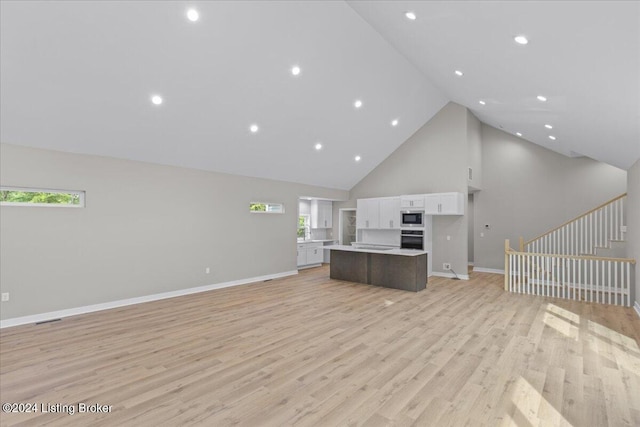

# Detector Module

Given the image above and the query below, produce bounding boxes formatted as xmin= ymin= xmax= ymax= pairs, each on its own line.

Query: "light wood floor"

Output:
xmin=1 ymin=266 xmax=639 ymax=426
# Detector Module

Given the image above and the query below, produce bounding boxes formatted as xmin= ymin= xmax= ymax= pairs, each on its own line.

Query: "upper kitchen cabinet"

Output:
xmin=424 ymin=192 xmax=464 ymax=215
xmin=311 ymin=200 xmax=333 ymax=228
xmin=356 ymin=198 xmax=380 ymax=229
xmin=379 ymin=197 xmax=401 ymax=229
xmin=400 ymin=195 xmax=424 ymax=209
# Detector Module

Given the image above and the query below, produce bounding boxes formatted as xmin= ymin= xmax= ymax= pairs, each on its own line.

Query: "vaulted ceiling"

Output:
xmin=1 ymin=1 xmax=638 ymax=191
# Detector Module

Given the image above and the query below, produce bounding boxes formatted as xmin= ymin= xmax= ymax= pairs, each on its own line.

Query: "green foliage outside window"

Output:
xmin=298 ymin=216 xmax=306 ymax=238
xmin=250 ymin=202 xmax=284 ymax=213
xmin=250 ymin=203 xmax=267 ymax=212
xmin=0 ymin=190 xmax=80 ymax=205
xmin=298 ymin=215 xmax=310 ymax=239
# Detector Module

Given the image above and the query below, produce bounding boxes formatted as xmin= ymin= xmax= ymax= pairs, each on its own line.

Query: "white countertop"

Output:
xmin=297 ymin=239 xmax=337 ymax=244
xmin=323 ymin=244 xmax=428 ymax=257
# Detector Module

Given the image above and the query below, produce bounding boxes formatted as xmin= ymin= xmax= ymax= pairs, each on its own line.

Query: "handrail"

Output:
xmin=505 ymin=250 xmax=635 ymax=264
xmin=505 ymin=246 xmax=633 ymax=306
xmin=524 ymin=193 xmax=627 ymax=245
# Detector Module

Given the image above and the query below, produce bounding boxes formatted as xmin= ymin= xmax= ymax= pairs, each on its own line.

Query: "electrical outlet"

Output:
xmin=621 ymin=225 xmax=627 ymax=233
xmin=443 ymin=263 xmax=451 ymax=271
xmin=446 ymin=235 xmax=451 ymax=241
xmin=205 ymin=267 xmax=210 ymax=274
xmin=1 ymin=293 xmax=9 ymax=302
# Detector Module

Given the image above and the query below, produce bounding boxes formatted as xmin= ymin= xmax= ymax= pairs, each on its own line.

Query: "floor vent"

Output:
xmin=35 ymin=318 xmax=61 ymax=325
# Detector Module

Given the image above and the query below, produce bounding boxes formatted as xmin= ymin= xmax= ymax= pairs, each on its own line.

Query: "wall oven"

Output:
xmin=401 ymin=229 xmax=424 ymax=250
xmin=401 ymin=211 xmax=424 ymax=227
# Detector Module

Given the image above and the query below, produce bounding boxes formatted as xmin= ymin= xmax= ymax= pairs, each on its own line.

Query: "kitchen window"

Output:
xmin=0 ymin=187 xmax=85 ymax=207
xmin=298 ymin=214 xmax=310 ymax=240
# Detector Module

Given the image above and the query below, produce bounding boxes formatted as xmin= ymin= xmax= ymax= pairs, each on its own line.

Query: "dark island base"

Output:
xmin=329 ymin=250 xmax=427 ymax=292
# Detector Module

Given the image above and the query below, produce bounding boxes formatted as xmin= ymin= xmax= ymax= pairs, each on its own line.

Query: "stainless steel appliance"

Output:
xmin=401 ymin=229 xmax=424 ymax=250
xmin=401 ymin=210 xmax=424 ymax=227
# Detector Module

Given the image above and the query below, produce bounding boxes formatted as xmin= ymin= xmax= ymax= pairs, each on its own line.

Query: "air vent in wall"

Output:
xmin=468 ymin=167 xmax=473 ymax=181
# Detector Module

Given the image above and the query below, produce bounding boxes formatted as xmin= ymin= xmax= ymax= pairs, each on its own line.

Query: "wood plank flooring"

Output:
xmin=1 ymin=266 xmax=639 ymax=426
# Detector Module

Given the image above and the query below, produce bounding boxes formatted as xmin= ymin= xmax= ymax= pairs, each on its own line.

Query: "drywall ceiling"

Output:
xmin=348 ymin=1 xmax=640 ymax=170
xmin=0 ymin=1 xmax=447 ymax=190
xmin=1 ymin=2 xmax=638 ymax=193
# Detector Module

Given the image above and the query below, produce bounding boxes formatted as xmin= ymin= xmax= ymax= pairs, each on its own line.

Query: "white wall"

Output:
xmin=0 ymin=144 xmax=347 ymax=320
xmin=474 ymin=125 xmax=628 ymax=270
xmin=626 ymin=159 xmax=640 ymax=311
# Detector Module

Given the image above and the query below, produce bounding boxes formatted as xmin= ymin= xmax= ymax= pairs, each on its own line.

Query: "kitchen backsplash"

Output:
xmin=310 ymin=228 xmax=329 ymax=240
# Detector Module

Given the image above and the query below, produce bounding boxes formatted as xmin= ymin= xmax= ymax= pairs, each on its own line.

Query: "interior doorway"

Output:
xmin=468 ymin=193 xmax=475 ymax=270
xmin=339 ymin=208 xmax=357 ymax=246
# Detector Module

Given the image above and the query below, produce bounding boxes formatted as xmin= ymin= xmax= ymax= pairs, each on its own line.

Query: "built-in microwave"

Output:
xmin=401 ymin=211 xmax=424 ymax=227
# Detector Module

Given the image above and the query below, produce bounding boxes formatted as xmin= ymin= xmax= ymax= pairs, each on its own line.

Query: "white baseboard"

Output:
xmin=297 ymin=263 xmax=322 ymax=270
xmin=472 ymin=267 xmax=505 ymax=275
xmin=0 ymin=270 xmax=298 ymax=329
xmin=431 ymin=272 xmax=470 ymax=280
xmin=635 ymin=301 xmax=640 ymax=319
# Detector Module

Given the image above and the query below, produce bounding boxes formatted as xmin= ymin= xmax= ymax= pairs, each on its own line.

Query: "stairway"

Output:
xmin=589 ymin=240 xmax=627 ymax=258
xmin=505 ymin=194 xmax=635 ymax=307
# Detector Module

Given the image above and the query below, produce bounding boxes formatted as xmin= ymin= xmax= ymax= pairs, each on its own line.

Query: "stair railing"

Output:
xmin=504 ymin=242 xmax=635 ymax=306
xmin=524 ymin=193 xmax=626 ymax=256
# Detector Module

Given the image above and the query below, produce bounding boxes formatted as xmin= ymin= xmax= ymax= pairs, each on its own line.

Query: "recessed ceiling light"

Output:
xmin=314 ymin=143 xmax=322 ymax=150
xmin=548 ymin=135 xmax=557 ymax=140
xmin=544 ymin=124 xmax=553 ymax=129
xmin=405 ymin=11 xmax=417 ymax=21
xmin=537 ymin=95 xmax=547 ymax=102
xmin=354 ymin=99 xmax=363 ymax=109
xmin=479 ymin=100 xmax=486 ymax=105
xmin=291 ymin=66 xmax=301 ymax=76
xmin=355 ymin=155 xmax=361 ymax=162
xmin=454 ymin=70 xmax=463 ymax=77
xmin=514 ymin=35 xmax=528 ymax=45
xmin=391 ymin=119 xmax=399 ymax=127
xmin=151 ymin=95 xmax=163 ymax=105
xmin=186 ymin=9 xmax=199 ymax=22
xmin=516 ymin=132 xmax=523 ymax=137
xmin=250 ymin=124 xmax=259 ymax=133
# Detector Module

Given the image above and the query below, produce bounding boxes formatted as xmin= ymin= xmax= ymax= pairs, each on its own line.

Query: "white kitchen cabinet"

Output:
xmin=424 ymin=192 xmax=464 ymax=215
xmin=400 ymin=195 xmax=425 ymax=209
xmin=311 ymin=200 xmax=332 ymax=229
xmin=296 ymin=244 xmax=307 ymax=266
xmin=306 ymin=245 xmax=324 ymax=265
xmin=379 ymin=197 xmax=401 ymax=229
xmin=356 ymin=198 xmax=380 ymax=229
xmin=297 ymin=242 xmax=323 ymax=267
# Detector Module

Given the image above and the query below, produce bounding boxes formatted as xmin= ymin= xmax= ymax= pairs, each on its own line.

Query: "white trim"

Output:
xmin=634 ymin=301 xmax=640 ymax=319
xmin=297 ymin=264 xmax=322 ymax=270
xmin=431 ymin=272 xmax=470 ymax=280
xmin=0 ymin=270 xmax=298 ymax=329
xmin=473 ymin=267 xmax=505 ymax=274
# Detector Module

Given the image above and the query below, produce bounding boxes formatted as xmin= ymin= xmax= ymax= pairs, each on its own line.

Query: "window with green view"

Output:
xmin=0 ymin=187 xmax=85 ymax=207
xmin=249 ymin=202 xmax=284 ymax=213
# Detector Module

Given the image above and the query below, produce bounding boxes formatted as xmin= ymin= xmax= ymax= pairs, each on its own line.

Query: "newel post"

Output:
xmin=504 ymin=239 xmax=510 ymax=291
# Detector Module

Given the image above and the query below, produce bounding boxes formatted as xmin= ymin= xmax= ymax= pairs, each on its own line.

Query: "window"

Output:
xmin=0 ymin=187 xmax=85 ymax=207
xmin=298 ymin=214 xmax=310 ymax=240
xmin=249 ymin=202 xmax=284 ymax=213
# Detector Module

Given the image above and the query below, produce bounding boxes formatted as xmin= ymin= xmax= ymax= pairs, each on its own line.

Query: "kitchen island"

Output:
xmin=323 ymin=245 xmax=428 ymax=292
